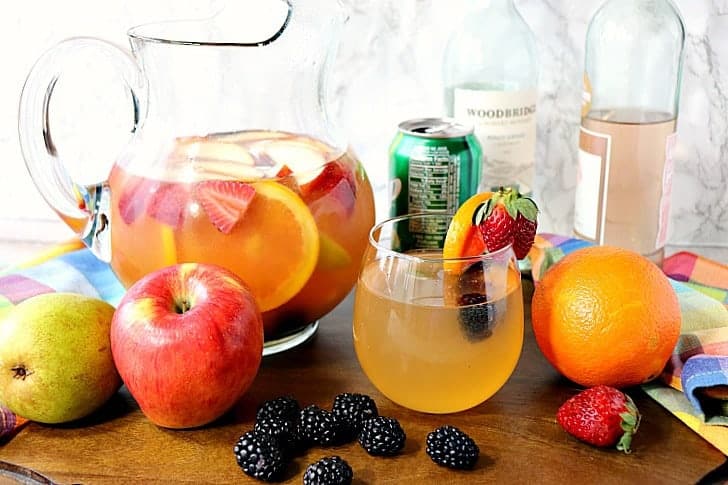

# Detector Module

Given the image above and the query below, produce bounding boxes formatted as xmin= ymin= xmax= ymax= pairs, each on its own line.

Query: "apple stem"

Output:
xmin=11 ymin=366 xmax=32 ymax=380
xmin=174 ymin=299 xmax=192 ymax=315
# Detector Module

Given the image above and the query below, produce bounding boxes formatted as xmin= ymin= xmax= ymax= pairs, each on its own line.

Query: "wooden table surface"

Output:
xmin=0 ymin=280 xmax=725 ymax=484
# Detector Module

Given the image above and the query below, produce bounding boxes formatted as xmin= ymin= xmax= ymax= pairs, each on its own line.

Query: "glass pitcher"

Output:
xmin=18 ymin=0 xmax=375 ymax=354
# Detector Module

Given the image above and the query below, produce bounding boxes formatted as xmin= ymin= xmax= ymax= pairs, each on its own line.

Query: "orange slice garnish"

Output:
xmin=442 ymin=191 xmax=493 ymax=274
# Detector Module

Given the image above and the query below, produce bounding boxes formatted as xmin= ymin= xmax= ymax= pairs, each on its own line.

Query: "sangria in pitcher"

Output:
xmin=19 ymin=0 xmax=374 ymax=353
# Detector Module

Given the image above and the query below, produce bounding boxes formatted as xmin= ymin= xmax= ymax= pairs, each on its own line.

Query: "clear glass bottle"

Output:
xmin=575 ymin=0 xmax=685 ymax=265
xmin=443 ymin=0 xmax=538 ymax=195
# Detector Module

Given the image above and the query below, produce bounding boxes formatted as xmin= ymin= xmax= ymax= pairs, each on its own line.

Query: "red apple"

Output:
xmin=111 ymin=263 xmax=263 ymax=429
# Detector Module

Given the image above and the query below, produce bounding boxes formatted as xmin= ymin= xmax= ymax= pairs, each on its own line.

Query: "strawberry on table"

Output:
xmin=193 ymin=180 xmax=256 ymax=234
xmin=473 ymin=186 xmax=538 ymax=259
xmin=557 ymin=385 xmax=640 ymax=454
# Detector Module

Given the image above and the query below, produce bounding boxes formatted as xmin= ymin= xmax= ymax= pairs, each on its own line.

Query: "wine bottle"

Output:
xmin=443 ymin=0 xmax=538 ymax=195
xmin=575 ymin=0 xmax=685 ymax=265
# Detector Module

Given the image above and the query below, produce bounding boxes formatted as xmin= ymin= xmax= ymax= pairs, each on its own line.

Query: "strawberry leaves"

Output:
xmin=513 ymin=196 xmax=538 ymax=222
xmin=616 ymin=395 xmax=640 ymax=454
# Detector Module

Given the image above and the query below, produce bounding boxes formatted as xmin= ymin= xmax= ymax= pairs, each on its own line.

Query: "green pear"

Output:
xmin=0 ymin=293 xmax=121 ymax=424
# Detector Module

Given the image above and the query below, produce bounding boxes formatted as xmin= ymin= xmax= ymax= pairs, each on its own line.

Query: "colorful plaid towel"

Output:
xmin=530 ymin=234 xmax=728 ymax=454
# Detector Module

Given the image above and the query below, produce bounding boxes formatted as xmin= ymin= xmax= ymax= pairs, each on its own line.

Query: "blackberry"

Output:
xmin=302 ymin=456 xmax=353 ymax=485
xmin=358 ymin=416 xmax=406 ymax=456
xmin=254 ymin=416 xmax=302 ymax=457
xmin=458 ymin=261 xmax=486 ymax=295
xmin=426 ymin=425 xmax=479 ymax=470
xmin=256 ymin=396 xmax=301 ymax=423
xmin=457 ymin=292 xmax=496 ymax=341
xmin=233 ymin=430 xmax=286 ymax=482
xmin=332 ymin=393 xmax=378 ymax=436
xmin=297 ymin=405 xmax=349 ymax=446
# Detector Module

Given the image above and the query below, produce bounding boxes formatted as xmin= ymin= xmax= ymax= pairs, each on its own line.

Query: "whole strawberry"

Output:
xmin=478 ymin=202 xmax=515 ymax=253
xmin=512 ymin=212 xmax=538 ymax=259
xmin=557 ymin=385 xmax=640 ymax=453
xmin=473 ymin=187 xmax=538 ymax=259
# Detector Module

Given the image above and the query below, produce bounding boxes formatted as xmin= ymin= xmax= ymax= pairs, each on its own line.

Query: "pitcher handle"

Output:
xmin=18 ymin=37 xmax=147 ymax=262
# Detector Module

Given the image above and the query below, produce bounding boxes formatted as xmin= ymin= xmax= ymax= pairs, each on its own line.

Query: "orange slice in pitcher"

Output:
xmin=442 ymin=191 xmax=493 ymax=274
xmin=238 ymin=181 xmax=320 ymax=311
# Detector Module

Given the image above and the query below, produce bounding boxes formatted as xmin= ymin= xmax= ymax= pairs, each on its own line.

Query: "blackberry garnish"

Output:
xmin=297 ymin=405 xmax=349 ymax=447
xmin=358 ymin=416 xmax=406 ymax=456
xmin=426 ymin=425 xmax=479 ymax=470
xmin=254 ymin=416 xmax=302 ymax=457
xmin=458 ymin=261 xmax=486 ymax=295
xmin=302 ymin=456 xmax=353 ymax=485
xmin=332 ymin=392 xmax=379 ymax=436
xmin=256 ymin=396 xmax=301 ymax=423
xmin=457 ymin=292 xmax=496 ymax=341
xmin=233 ymin=430 xmax=287 ymax=482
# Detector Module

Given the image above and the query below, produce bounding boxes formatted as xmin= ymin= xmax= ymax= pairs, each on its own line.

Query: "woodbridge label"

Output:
xmin=463 ymin=105 xmax=536 ymax=119
xmin=453 ymin=88 xmax=537 ymax=193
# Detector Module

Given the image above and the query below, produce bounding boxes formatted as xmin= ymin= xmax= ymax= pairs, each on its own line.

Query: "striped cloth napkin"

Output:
xmin=530 ymin=234 xmax=728 ymax=454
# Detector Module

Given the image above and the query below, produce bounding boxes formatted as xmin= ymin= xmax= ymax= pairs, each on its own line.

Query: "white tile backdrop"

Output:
xmin=1 ymin=0 xmax=726 ymax=254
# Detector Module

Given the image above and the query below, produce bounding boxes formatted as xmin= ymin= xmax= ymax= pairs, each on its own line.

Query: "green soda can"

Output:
xmin=389 ymin=118 xmax=482 ymax=251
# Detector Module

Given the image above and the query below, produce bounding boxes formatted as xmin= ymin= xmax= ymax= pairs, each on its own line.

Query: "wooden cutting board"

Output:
xmin=0 ymin=282 xmax=724 ymax=484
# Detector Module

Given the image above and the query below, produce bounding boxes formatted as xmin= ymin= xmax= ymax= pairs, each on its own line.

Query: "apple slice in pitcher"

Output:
xmin=192 ymin=142 xmax=256 ymax=165
xmin=262 ymin=137 xmax=328 ymax=185
xmin=261 ymin=137 xmax=357 ymax=216
xmin=213 ymin=129 xmax=291 ymax=145
xmin=300 ymin=161 xmax=356 ymax=201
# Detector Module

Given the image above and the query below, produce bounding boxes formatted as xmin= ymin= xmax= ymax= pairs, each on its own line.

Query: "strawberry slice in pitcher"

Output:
xmin=147 ymin=182 xmax=190 ymax=228
xmin=300 ymin=161 xmax=357 ymax=216
xmin=275 ymin=164 xmax=302 ymax=195
xmin=118 ymin=176 xmax=157 ymax=225
xmin=193 ymin=180 xmax=256 ymax=234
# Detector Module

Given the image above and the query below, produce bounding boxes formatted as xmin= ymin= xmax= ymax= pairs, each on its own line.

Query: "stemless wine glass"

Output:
xmin=353 ymin=213 xmax=524 ymax=414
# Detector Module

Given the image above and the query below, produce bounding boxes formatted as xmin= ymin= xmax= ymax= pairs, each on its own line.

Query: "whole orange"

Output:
xmin=531 ymin=246 xmax=681 ymax=388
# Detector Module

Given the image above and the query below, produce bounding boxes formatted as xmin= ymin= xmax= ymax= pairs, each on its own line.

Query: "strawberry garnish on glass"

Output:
xmin=473 ymin=186 xmax=539 ymax=260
